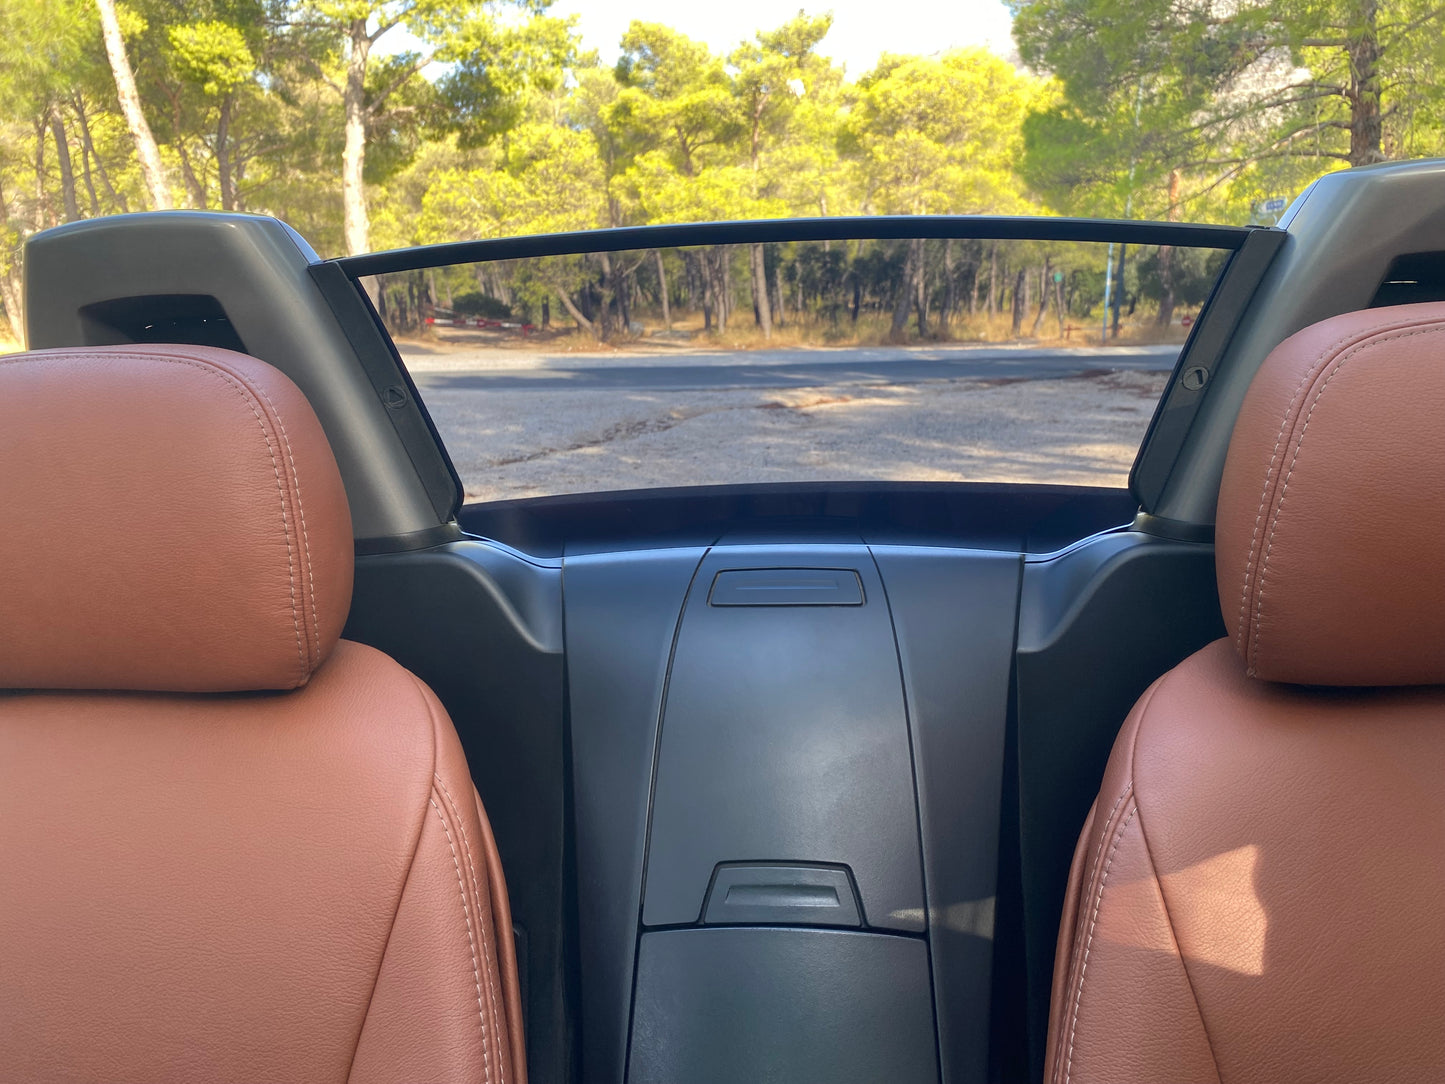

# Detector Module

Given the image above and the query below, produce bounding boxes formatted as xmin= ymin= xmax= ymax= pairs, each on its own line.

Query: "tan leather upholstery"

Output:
xmin=1047 ymin=304 xmax=1445 ymax=1084
xmin=0 ymin=345 xmax=353 ymax=692
xmin=1215 ymin=303 xmax=1445 ymax=685
xmin=0 ymin=346 xmax=526 ymax=1084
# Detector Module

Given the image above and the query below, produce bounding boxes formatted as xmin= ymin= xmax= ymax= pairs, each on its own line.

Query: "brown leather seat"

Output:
xmin=0 ymin=345 xmax=526 ymax=1083
xmin=1045 ymin=304 xmax=1445 ymax=1084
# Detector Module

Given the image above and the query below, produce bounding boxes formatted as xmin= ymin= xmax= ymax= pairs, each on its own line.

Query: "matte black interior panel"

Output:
xmin=872 ymin=547 xmax=1023 ymax=1084
xmin=628 ymin=928 xmax=939 ymax=1084
xmin=642 ymin=545 xmax=926 ymax=932
xmin=562 ymin=548 xmax=708 ymax=1084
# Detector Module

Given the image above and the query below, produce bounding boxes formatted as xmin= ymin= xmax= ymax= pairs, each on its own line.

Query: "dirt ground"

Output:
xmin=416 ymin=366 xmax=1169 ymax=503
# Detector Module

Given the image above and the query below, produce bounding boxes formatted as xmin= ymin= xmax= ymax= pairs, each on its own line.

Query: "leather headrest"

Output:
xmin=1216 ymin=303 xmax=1445 ymax=686
xmin=1 ymin=346 xmax=353 ymax=692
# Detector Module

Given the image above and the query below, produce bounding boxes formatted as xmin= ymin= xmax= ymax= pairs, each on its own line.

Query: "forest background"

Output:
xmin=4 ymin=0 xmax=1444 ymax=346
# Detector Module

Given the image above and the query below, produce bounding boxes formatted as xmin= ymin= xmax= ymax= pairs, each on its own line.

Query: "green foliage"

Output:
xmin=1136 ymin=246 xmax=1227 ymax=307
xmin=844 ymin=49 xmax=1050 ymax=214
xmin=6 ymin=0 xmax=1445 ymax=335
xmin=1011 ymin=0 xmax=1445 ymax=216
xmin=450 ymin=289 xmax=510 ymax=317
xmin=168 ymin=21 xmax=255 ymax=96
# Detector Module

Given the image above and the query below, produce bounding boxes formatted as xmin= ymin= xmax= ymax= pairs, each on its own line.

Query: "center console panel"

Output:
xmin=566 ymin=537 xmax=1021 ymax=1084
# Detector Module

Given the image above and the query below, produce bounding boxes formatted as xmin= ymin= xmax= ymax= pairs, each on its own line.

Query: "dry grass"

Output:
xmin=397 ymin=303 xmax=1199 ymax=356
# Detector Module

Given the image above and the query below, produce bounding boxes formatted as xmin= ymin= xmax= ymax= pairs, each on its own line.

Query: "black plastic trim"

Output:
xmin=353 ymin=522 xmax=464 ymax=555
xmin=707 ymin=567 xmax=865 ymax=606
xmin=308 ymin=260 xmax=463 ymax=522
xmin=700 ymin=863 xmax=864 ymax=927
xmin=332 ymin=216 xmax=1254 ymax=278
xmin=459 ymin=481 xmax=1139 ymax=559
xmin=1130 ymin=512 xmax=1215 ymax=544
xmin=1129 ymin=228 xmax=1288 ymax=511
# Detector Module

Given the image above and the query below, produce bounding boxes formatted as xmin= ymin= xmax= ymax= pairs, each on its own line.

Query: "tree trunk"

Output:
xmin=342 ymin=17 xmax=372 ymax=256
xmin=175 ymin=139 xmax=207 ymax=209
xmin=696 ymin=252 xmax=714 ymax=332
xmin=914 ymin=244 xmax=928 ymax=338
xmin=605 ymin=251 xmax=631 ymax=335
xmin=49 ymin=106 xmax=80 ymax=222
xmin=890 ymin=239 xmax=919 ymax=341
xmin=772 ymin=261 xmax=785 ymax=329
xmin=556 ymin=288 xmax=594 ymax=332
xmin=719 ymin=247 xmax=731 ymax=331
xmin=654 ymin=249 xmax=671 ymax=329
xmin=217 ymin=95 xmax=236 ymax=212
xmin=1346 ymin=0 xmax=1384 ymax=166
xmin=986 ymin=244 xmax=999 ymax=318
xmin=94 ymin=0 xmax=172 ymax=210
xmin=1156 ymin=170 xmax=1182 ymax=328
xmin=74 ymin=94 xmax=126 ymax=212
xmin=73 ymin=99 xmax=101 ymax=216
xmin=1155 ymin=246 xmax=1176 ymax=328
xmin=1011 ymin=268 xmax=1027 ymax=336
xmin=1031 ymin=260 xmax=1051 ymax=336
xmin=750 ymin=242 xmax=772 ymax=339
xmin=941 ymin=238 xmax=956 ymax=332
xmin=33 ymin=116 xmax=52 ymax=227
xmin=1110 ymin=245 xmax=1127 ymax=339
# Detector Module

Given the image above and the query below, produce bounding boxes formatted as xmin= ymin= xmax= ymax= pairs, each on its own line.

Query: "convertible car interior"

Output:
xmin=4 ymin=157 xmax=1445 ymax=1084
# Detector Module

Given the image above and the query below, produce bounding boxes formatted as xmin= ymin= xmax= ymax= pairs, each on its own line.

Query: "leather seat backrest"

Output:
xmin=1045 ymin=304 xmax=1445 ymax=1084
xmin=0 ymin=345 xmax=526 ymax=1084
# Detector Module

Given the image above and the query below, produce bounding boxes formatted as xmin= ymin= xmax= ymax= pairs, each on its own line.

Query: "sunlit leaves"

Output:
xmin=844 ymin=49 xmax=1050 ymax=215
xmin=1012 ymin=0 xmax=1445 ymax=215
xmin=168 ymin=21 xmax=255 ymax=96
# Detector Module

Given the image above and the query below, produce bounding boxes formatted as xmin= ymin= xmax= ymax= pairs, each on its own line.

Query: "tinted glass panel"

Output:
xmin=362 ymin=237 xmax=1228 ymax=502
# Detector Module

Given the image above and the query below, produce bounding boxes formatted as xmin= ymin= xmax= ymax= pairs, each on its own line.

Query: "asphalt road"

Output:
xmin=406 ymin=344 xmax=1182 ymax=393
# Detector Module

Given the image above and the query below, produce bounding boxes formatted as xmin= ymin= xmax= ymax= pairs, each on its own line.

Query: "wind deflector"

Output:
xmin=321 ymin=215 xmax=1274 ymax=514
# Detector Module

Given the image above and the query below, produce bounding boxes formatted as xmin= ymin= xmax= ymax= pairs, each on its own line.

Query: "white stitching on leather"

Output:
xmin=430 ymin=793 xmax=492 ymax=1084
xmin=1254 ymin=323 xmax=1445 ymax=670
xmin=1050 ymin=786 xmax=1131 ymax=1079
xmin=1063 ymin=802 xmax=1138 ymax=1084
xmin=1238 ymin=357 xmax=1322 ymax=659
xmin=435 ymin=773 xmax=504 ymax=1084
xmin=249 ymin=382 xmax=321 ymax=668
xmin=1 ymin=350 xmax=308 ymax=678
xmin=1235 ymin=319 xmax=1394 ymax=663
